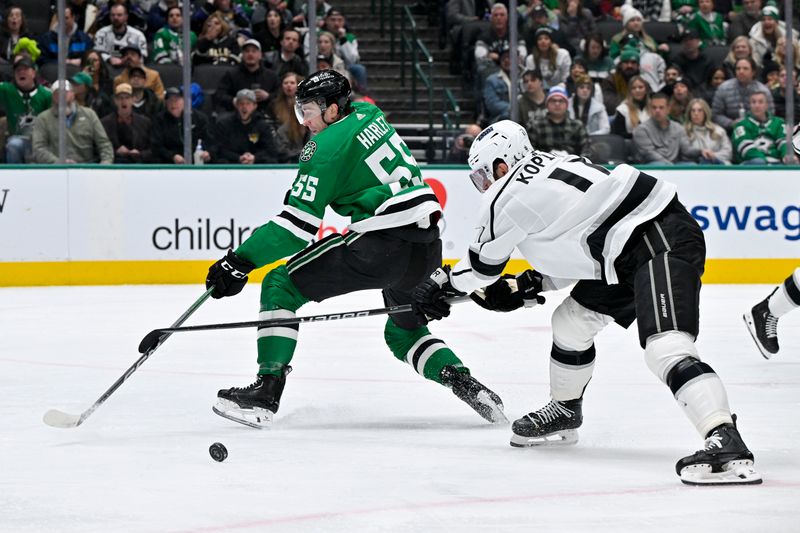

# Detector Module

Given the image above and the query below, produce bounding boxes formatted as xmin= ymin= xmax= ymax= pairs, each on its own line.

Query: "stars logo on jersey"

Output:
xmin=299 ymin=140 xmax=317 ymax=162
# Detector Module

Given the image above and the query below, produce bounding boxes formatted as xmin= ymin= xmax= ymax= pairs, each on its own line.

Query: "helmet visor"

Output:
xmin=468 ymin=167 xmax=494 ymax=192
xmin=294 ymin=100 xmax=324 ymax=124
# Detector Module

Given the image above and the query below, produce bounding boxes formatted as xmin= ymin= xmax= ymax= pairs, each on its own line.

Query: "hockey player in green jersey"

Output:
xmin=205 ymin=70 xmax=506 ymax=428
xmin=732 ymin=90 xmax=789 ymax=164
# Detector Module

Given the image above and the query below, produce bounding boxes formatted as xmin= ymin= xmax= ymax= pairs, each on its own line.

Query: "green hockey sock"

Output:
xmin=257 ymin=266 xmax=309 ymax=376
xmin=384 ymin=319 xmax=466 ymax=383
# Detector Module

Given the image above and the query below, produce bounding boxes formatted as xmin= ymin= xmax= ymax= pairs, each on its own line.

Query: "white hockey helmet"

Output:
xmin=467 ymin=120 xmax=533 ymax=192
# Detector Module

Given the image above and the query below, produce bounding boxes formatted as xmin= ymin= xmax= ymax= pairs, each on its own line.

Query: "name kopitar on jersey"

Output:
xmin=356 ymin=116 xmax=392 ymax=150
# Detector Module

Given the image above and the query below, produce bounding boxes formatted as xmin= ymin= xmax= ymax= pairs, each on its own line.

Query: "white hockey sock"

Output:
xmin=675 ymin=375 xmax=733 ymax=438
xmin=549 ymin=297 xmax=611 ymax=402
xmin=768 ymin=267 xmax=800 ymax=318
xmin=550 ymin=355 xmax=594 ymax=402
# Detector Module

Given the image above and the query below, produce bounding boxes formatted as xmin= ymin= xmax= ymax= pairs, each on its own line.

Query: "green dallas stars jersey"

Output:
xmin=235 ymin=101 xmax=442 ymax=268
xmin=732 ymin=113 xmax=787 ymax=164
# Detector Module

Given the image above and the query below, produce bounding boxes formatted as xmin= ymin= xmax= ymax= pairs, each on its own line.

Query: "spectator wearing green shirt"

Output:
xmin=152 ymin=6 xmax=197 ymax=65
xmin=0 ymin=54 xmax=51 ymax=163
xmin=732 ymin=90 xmax=789 ymax=164
xmin=687 ymin=0 xmax=726 ymax=46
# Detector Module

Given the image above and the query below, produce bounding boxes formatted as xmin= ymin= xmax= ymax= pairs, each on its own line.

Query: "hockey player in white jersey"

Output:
xmin=413 ymin=120 xmax=761 ymax=485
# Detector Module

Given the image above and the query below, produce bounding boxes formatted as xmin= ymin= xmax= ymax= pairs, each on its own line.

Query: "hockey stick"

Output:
xmin=138 ymin=303 xmax=413 ymax=354
xmin=43 ymin=288 xmax=214 ymax=429
xmin=137 ymin=296 xmax=473 ymax=354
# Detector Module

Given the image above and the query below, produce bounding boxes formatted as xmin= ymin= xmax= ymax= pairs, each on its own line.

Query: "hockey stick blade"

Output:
xmin=138 ymin=330 xmax=168 ymax=355
xmin=43 ymin=409 xmax=83 ymax=428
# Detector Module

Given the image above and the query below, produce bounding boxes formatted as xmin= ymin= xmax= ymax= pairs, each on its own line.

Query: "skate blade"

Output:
xmin=742 ymin=313 xmax=775 ymax=360
xmin=509 ymin=429 xmax=579 ymax=447
xmin=680 ymin=459 xmax=763 ymax=486
xmin=476 ymin=390 xmax=509 ymax=424
xmin=213 ymin=399 xmax=273 ymax=429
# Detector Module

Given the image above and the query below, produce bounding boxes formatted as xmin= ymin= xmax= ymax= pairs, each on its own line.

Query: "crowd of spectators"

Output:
xmin=449 ymin=0 xmax=799 ymax=165
xmin=0 ymin=0 xmax=371 ymax=164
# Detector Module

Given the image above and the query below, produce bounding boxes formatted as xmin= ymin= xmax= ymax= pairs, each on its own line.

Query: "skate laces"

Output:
xmin=764 ymin=313 xmax=778 ymax=339
xmin=525 ymin=400 xmax=573 ymax=426
xmin=233 ymin=377 xmax=263 ymax=392
xmin=704 ymin=431 xmax=724 ymax=451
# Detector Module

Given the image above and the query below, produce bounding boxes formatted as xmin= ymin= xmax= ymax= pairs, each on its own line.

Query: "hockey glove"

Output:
xmin=206 ymin=250 xmax=256 ymax=299
xmin=470 ymin=270 xmax=546 ymax=312
xmin=412 ymin=266 xmax=466 ymax=321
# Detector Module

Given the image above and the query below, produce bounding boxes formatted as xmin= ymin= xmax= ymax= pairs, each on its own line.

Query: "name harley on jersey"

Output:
xmin=355 ymin=116 xmax=391 ymax=150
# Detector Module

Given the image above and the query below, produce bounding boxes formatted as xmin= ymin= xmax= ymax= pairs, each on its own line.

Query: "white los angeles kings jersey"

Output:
xmin=450 ymin=152 xmax=677 ymax=294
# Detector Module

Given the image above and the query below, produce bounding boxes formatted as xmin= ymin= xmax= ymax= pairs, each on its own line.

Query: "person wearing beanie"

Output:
xmin=609 ymin=6 xmax=660 ymax=58
xmin=71 ymin=70 xmax=114 ymax=120
xmin=749 ymin=2 xmax=798 ymax=66
xmin=529 ymin=86 xmax=591 ymax=157
xmin=601 ymin=44 xmax=641 ymax=113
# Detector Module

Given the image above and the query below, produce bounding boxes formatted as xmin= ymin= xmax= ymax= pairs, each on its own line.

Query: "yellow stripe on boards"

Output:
xmin=0 ymin=260 xmax=284 ymax=287
xmin=0 ymin=258 xmax=797 ymax=287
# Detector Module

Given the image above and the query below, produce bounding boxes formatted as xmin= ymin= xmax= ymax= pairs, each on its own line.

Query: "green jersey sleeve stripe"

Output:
xmin=273 ymin=212 xmax=317 ymax=241
xmin=283 ymin=204 xmax=323 ymax=228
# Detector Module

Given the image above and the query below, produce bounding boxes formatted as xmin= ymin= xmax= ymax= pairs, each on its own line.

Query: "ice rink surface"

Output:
xmin=1 ymin=284 xmax=798 ymax=532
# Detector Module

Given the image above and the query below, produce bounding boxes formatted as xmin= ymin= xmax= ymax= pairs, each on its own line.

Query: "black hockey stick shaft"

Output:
xmin=138 ymin=303 xmax=414 ymax=353
xmin=43 ymin=289 xmax=214 ymax=428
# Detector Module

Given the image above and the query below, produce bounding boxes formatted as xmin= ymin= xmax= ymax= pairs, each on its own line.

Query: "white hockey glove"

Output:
xmin=471 ymin=270 xmax=545 ymax=312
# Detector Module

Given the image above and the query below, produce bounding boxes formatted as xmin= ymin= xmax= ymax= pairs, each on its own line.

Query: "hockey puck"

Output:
xmin=209 ymin=442 xmax=228 ymax=462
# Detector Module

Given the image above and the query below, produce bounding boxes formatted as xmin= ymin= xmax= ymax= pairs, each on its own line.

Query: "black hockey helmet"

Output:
xmin=294 ymin=69 xmax=352 ymax=123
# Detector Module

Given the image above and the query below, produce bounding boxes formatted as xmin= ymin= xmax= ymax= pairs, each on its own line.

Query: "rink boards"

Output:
xmin=0 ymin=165 xmax=798 ymax=286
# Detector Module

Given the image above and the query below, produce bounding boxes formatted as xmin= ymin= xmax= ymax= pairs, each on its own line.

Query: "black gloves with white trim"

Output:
xmin=471 ymin=270 xmax=545 ymax=312
xmin=206 ymin=250 xmax=255 ymax=299
xmin=412 ymin=266 xmax=466 ymax=321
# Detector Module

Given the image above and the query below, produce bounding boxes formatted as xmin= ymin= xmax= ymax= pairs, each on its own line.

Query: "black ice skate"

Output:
xmin=510 ymin=398 xmax=582 ymax=447
xmin=213 ymin=366 xmax=292 ymax=429
xmin=743 ymin=297 xmax=779 ymax=359
xmin=440 ymin=365 xmax=508 ymax=423
xmin=676 ymin=416 xmax=762 ymax=485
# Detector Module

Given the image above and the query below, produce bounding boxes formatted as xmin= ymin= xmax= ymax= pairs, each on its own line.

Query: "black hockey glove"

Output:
xmin=470 ymin=270 xmax=546 ymax=312
xmin=412 ymin=266 xmax=466 ymax=321
xmin=206 ymin=250 xmax=256 ymax=299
